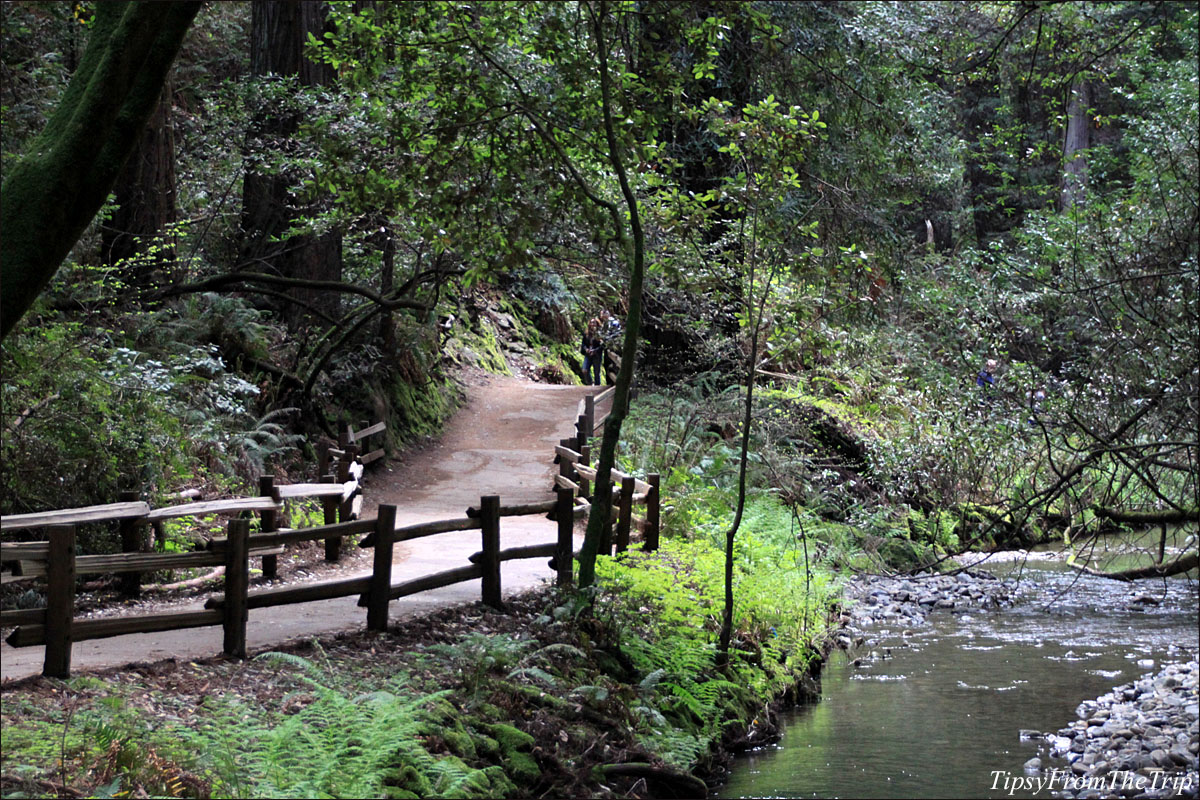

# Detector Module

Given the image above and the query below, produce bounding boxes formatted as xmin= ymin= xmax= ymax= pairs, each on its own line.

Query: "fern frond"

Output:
xmin=638 ymin=668 xmax=666 ymax=693
xmin=507 ymin=667 xmax=557 ymax=687
xmin=530 ymin=642 xmax=587 ymax=661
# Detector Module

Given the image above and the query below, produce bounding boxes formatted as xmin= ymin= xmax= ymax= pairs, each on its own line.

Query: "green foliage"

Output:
xmin=1 ymin=322 xmax=191 ymax=516
xmin=0 ymin=310 xmax=308 ymax=519
xmin=425 ymin=633 xmax=535 ymax=708
xmin=1 ymin=654 xmax=525 ymax=800
xmin=593 ymin=522 xmax=834 ymax=765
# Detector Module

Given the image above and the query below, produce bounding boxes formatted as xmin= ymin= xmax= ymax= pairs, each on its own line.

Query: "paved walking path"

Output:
xmin=1 ymin=376 xmax=601 ymax=682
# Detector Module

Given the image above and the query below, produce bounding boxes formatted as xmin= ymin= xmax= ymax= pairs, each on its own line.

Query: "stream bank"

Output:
xmin=1034 ymin=660 xmax=1198 ymax=799
xmin=1 ymin=578 xmax=827 ymax=799
xmin=716 ymin=549 xmax=1198 ymax=799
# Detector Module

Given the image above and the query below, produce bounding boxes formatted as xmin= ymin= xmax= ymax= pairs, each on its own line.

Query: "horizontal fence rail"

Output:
xmin=2 ymin=470 xmax=372 ymax=589
xmin=2 ymin=393 xmax=661 ymax=678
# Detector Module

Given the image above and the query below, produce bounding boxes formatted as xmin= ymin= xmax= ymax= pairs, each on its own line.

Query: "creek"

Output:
xmin=715 ymin=532 xmax=1199 ymax=799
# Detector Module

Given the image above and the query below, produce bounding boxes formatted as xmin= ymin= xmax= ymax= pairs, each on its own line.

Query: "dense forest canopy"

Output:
xmin=1 ymin=1 xmax=1196 ymax=573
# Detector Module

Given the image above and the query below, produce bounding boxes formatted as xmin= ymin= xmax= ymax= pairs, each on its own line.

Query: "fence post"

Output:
xmin=43 ymin=525 xmax=76 ymax=678
xmin=223 ymin=518 xmax=249 ymax=659
xmin=584 ymin=394 xmax=595 ymax=441
xmin=558 ymin=438 xmax=574 ymax=483
xmin=616 ymin=476 xmax=635 ymax=553
xmin=576 ymin=414 xmax=588 ymax=451
xmin=644 ymin=473 xmax=660 ymax=552
xmin=480 ymin=495 xmax=502 ymax=609
xmin=555 ymin=486 xmax=574 ymax=587
xmin=118 ymin=489 xmax=143 ymax=597
xmin=259 ymin=476 xmax=279 ymax=579
xmin=320 ymin=473 xmax=340 ymax=561
xmin=367 ymin=504 xmax=397 ymax=631
xmin=318 ymin=443 xmax=330 ymax=477
xmin=334 ymin=447 xmax=358 ymax=559
xmin=579 ymin=444 xmax=591 ymax=499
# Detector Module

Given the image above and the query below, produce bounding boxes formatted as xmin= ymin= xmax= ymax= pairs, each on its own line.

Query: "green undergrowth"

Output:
xmin=0 ymin=532 xmax=836 ymax=798
xmin=612 ymin=380 xmax=1039 ymax=572
xmin=593 ymin=533 xmax=836 ymax=771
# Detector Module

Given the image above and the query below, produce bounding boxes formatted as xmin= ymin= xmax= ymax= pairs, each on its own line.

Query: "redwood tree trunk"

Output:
xmin=101 ymin=82 xmax=178 ymax=287
xmin=240 ymin=0 xmax=341 ymax=328
xmin=1061 ymin=80 xmax=1090 ymax=210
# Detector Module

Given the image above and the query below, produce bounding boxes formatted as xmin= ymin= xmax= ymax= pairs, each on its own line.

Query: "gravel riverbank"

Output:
xmin=1026 ymin=661 xmax=1199 ymax=799
xmin=836 ymin=568 xmax=1197 ymax=798
xmin=837 ymin=568 xmax=1015 ymax=633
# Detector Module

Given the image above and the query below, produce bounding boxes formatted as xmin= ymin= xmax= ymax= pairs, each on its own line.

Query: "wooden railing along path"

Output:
xmin=556 ymin=386 xmax=660 ymax=553
xmin=2 ymin=389 xmax=661 ymax=678
xmin=1 ymin=417 xmax=388 ymax=591
xmin=2 ymin=474 xmax=369 ymax=586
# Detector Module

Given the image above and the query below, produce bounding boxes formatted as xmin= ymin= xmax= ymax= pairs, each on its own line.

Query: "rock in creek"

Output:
xmin=1034 ymin=661 xmax=1199 ymax=799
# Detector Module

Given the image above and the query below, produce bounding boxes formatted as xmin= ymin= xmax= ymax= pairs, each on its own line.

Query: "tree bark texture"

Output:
xmin=100 ymin=82 xmax=178 ymax=285
xmin=240 ymin=0 xmax=341 ymax=329
xmin=0 ymin=1 xmax=201 ymax=340
xmin=1061 ymin=80 xmax=1090 ymax=210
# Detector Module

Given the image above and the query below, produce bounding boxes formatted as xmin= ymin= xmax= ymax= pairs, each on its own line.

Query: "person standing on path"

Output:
xmin=582 ymin=318 xmax=603 ymax=386
xmin=597 ymin=309 xmax=621 ymax=384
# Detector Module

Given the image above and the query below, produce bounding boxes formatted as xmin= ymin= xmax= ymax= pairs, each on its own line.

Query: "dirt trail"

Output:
xmin=1 ymin=376 xmax=601 ymax=682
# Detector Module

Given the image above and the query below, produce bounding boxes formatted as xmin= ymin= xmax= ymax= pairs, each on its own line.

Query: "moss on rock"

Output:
xmin=388 ymin=371 xmax=459 ymax=443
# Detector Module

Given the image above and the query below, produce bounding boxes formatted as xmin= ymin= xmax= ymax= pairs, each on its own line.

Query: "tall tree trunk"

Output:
xmin=578 ymin=2 xmax=646 ymax=589
xmin=240 ymin=0 xmax=341 ymax=329
xmin=378 ymin=227 xmax=396 ymax=350
xmin=100 ymin=82 xmax=178 ymax=287
xmin=1061 ymin=80 xmax=1090 ymax=211
xmin=0 ymin=1 xmax=200 ymax=340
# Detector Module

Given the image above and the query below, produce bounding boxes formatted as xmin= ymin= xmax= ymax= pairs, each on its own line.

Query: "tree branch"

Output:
xmin=154 ymin=271 xmax=433 ymax=311
xmin=1071 ymin=551 xmax=1198 ymax=582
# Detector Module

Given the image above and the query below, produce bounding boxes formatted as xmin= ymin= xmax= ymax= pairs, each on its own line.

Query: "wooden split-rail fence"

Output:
xmin=2 ymin=390 xmax=661 ymax=679
xmin=555 ymin=387 xmax=660 ymax=553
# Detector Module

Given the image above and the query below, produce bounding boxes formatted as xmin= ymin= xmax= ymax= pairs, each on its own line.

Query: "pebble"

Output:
xmin=1036 ymin=661 xmax=1199 ymax=799
xmin=840 ymin=570 xmax=1015 ymax=630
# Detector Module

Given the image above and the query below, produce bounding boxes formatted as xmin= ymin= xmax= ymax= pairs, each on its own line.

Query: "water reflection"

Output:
xmin=715 ymin=555 xmax=1198 ymax=799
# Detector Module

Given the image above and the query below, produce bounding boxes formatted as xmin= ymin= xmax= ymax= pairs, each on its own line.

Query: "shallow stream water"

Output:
xmin=715 ymin=537 xmax=1199 ymax=799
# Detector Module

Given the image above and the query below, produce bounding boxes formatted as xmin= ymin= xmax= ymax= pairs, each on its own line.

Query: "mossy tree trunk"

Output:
xmin=0 ymin=1 xmax=200 ymax=340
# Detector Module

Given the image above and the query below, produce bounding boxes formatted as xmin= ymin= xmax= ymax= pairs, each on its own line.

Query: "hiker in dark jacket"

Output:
xmin=581 ymin=318 xmax=603 ymax=386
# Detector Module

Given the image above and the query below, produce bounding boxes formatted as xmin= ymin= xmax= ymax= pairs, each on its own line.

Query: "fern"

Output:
xmin=253 ymin=650 xmax=326 ymax=682
xmin=506 ymin=667 xmax=558 ymax=687
xmin=567 ymin=685 xmax=610 ymax=704
xmin=529 ymin=642 xmax=587 ymax=661
xmin=148 ymin=657 xmax=484 ymax=799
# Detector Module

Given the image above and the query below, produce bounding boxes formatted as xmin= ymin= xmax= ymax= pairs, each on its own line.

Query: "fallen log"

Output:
xmin=591 ymin=763 xmax=709 ymax=799
xmin=1091 ymin=506 xmax=1199 ymax=526
xmin=1070 ymin=551 xmax=1198 ymax=582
